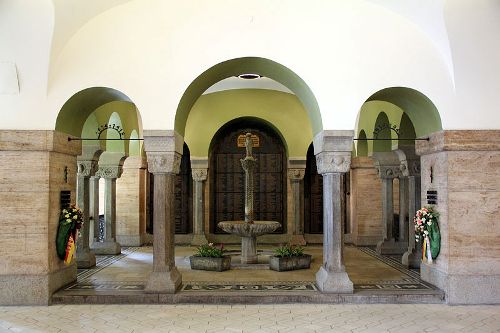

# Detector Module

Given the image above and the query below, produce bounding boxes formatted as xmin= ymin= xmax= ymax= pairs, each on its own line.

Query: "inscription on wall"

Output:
xmin=426 ymin=190 xmax=438 ymax=205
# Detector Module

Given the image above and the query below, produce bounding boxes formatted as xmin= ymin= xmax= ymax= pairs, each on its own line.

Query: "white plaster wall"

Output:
xmin=0 ymin=0 xmax=499 ymax=132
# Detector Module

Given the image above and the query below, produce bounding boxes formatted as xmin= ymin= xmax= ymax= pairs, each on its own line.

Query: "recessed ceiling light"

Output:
xmin=237 ymin=73 xmax=262 ymax=79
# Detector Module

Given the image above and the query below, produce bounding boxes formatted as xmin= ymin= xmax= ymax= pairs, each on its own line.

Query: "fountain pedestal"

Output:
xmin=218 ymin=220 xmax=281 ymax=264
xmin=217 ymin=132 xmax=281 ymax=264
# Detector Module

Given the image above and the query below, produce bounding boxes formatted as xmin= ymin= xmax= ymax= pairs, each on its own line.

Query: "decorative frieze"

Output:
xmin=96 ymin=165 xmax=123 ymax=179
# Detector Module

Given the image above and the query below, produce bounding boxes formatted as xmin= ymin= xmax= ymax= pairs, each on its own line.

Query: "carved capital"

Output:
xmin=146 ymin=152 xmax=181 ymax=174
xmin=191 ymin=168 xmax=208 ymax=181
xmin=287 ymin=168 xmax=305 ymax=180
xmin=315 ymin=152 xmax=351 ymax=174
xmin=95 ymin=165 xmax=123 ymax=179
xmin=376 ymin=165 xmax=403 ymax=179
xmin=77 ymin=160 xmax=98 ymax=177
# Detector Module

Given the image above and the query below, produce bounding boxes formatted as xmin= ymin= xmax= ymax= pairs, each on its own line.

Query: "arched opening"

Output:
xmin=373 ymin=112 xmax=392 ymax=153
xmin=357 ymin=130 xmax=368 ymax=157
xmin=209 ymin=117 xmax=287 ymax=234
xmin=174 ymin=143 xmax=193 ymax=234
xmin=304 ymin=143 xmax=323 ymax=234
xmin=174 ymin=57 xmax=322 ymax=137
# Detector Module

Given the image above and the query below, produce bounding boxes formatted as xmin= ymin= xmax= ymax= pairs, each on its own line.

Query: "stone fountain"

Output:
xmin=217 ymin=133 xmax=281 ymax=264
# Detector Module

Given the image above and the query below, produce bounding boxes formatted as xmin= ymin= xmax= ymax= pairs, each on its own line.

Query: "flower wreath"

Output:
xmin=56 ymin=205 xmax=83 ymax=265
xmin=414 ymin=206 xmax=441 ymax=262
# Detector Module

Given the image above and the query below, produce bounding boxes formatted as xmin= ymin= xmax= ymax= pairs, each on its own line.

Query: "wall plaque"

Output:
xmin=426 ymin=190 xmax=438 ymax=204
xmin=237 ymin=134 xmax=259 ymax=148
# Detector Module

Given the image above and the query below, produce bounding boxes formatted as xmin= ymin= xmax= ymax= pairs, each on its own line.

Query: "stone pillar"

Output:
xmin=89 ymin=176 xmax=100 ymax=245
xmin=314 ymin=131 xmax=354 ymax=293
xmin=75 ymin=160 xmax=98 ymax=268
xmin=373 ymin=152 xmax=405 ymax=255
xmin=143 ymin=130 xmax=183 ymax=293
xmin=191 ymin=161 xmax=208 ymax=246
xmin=417 ymin=130 xmax=500 ymax=304
xmin=398 ymin=177 xmax=409 ymax=244
xmin=349 ymin=157 xmax=383 ymax=246
xmin=0 ymin=130 xmax=80 ymax=305
xmin=92 ymin=165 xmax=123 ymax=254
xmin=397 ymin=146 xmax=422 ymax=268
xmin=288 ymin=167 xmax=306 ymax=245
xmin=116 ymin=156 xmax=148 ymax=246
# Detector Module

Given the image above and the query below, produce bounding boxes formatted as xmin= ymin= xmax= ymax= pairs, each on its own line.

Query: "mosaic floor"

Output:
xmin=59 ymin=245 xmax=439 ymax=297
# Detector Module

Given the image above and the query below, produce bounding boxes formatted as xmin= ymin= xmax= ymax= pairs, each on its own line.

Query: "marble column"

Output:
xmin=92 ymin=165 xmax=122 ymax=254
xmin=398 ymin=147 xmax=422 ymax=268
xmin=75 ymin=160 xmax=98 ymax=268
xmin=374 ymin=152 xmax=405 ymax=255
xmin=191 ymin=166 xmax=209 ymax=246
xmin=314 ymin=131 xmax=354 ymax=293
xmin=144 ymin=130 xmax=183 ymax=293
xmin=288 ymin=168 xmax=306 ymax=245
xmin=89 ymin=176 xmax=100 ymax=245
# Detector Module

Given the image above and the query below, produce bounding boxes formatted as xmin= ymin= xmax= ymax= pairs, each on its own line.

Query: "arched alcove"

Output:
xmin=209 ymin=118 xmax=287 ymax=234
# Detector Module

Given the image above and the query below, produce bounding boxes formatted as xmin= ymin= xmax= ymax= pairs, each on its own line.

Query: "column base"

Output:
xmin=289 ymin=234 xmax=307 ymax=246
xmin=315 ymin=266 xmax=353 ymax=293
xmin=91 ymin=241 xmax=121 ymax=255
xmin=145 ymin=267 xmax=182 ymax=293
xmin=376 ymin=239 xmax=406 ymax=255
xmin=76 ymin=250 xmax=96 ymax=268
xmin=402 ymin=249 xmax=421 ymax=269
xmin=190 ymin=233 xmax=209 ymax=246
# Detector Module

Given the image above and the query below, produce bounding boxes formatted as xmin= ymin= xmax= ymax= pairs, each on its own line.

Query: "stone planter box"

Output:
xmin=189 ymin=255 xmax=231 ymax=272
xmin=269 ymin=254 xmax=312 ymax=271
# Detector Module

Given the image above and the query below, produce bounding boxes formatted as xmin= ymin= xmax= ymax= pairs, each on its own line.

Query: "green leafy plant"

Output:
xmin=274 ymin=244 xmax=305 ymax=258
xmin=195 ymin=243 xmax=226 ymax=258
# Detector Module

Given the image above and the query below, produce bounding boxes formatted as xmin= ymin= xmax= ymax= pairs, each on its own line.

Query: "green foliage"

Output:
xmin=195 ymin=243 xmax=225 ymax=258
xmin=274 ymin=244 xmax=305 ymax=258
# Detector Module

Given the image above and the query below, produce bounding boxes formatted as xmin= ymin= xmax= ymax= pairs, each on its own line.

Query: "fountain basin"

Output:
xmin=217 ymin=221 xmax=281 ymax=237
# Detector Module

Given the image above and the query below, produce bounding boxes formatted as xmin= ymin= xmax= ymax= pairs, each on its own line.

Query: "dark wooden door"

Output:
xmin=174 ymin=143 xmax=193 ymax=234
xmin=304 ymin=143 xmax=323 ymax=234
xmin=210 ymin=119 xmax=286 ymax=234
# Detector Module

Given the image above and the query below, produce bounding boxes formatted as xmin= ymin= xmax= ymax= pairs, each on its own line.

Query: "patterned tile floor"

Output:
xmin=0 ymin=304 xmax=499 ymax=333
xmin=63 ymin=245 xmax=438 ymax=294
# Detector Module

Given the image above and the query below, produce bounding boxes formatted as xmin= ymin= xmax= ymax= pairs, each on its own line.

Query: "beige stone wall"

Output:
xmin=0 ymin=130 xmax=80 ymax=305
xmin=349 ymin=157 xmax=383 ymax=246
xmin=417 ymin=130 xmax=500 ymax=304
xmin=116 ymin=156 xmax=147 ymax=246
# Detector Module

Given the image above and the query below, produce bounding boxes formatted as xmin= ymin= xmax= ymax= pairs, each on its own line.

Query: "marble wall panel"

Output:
xmin=350 ymin=158 xmax=383 ymax=246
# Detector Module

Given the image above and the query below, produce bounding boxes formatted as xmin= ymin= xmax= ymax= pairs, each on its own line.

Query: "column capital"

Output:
xmin=287 ymin=168 xmax=305 ymax=180
xmin=395 ymin=148 xmax=420 ymax=177
xmin=96 ymin=165 xmax=123 ymax=179
xmin=373 ymin=151 xmax=403 ymax=179
xmin=143 ymin=131 xmax=183 ymax=175
xmin=147 ymin=152 xmax=181 ymax=174
xmin=191 ymin=168 xmax=208 ymax=181
xmin=77 ymin=160 xmax=98 ymax=177
xmin=316 ymin=152 xmax=351 ymax=174
xmin=313 ymin=130 xmax=354 ymax=174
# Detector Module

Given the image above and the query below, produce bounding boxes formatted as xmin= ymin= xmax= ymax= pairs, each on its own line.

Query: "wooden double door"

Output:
xmin=210 ymin=119 xmax=286 ymax=234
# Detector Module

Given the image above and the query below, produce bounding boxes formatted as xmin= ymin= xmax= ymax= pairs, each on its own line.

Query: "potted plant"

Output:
xmin=269 ymin=244 xmax=312 ymax=271
xmin=190 ymin=243 xmax=231 ymax=271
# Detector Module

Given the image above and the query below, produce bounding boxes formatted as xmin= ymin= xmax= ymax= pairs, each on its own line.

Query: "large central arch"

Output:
xmin=174 ymin=57 xmax=323 ymax=136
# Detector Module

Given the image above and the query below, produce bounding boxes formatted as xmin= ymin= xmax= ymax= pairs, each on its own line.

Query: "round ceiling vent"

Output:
xmin=237 ymin=73 xmax=262 ymax=79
